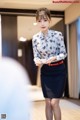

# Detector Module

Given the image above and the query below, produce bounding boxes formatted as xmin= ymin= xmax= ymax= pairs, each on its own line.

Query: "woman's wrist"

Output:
xmin=53 ymin=56 xmax=57 ymax=61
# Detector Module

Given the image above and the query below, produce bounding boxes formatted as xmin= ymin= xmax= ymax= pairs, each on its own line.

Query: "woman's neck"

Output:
xmin=41 ymin=29 xmax=49 ymax=36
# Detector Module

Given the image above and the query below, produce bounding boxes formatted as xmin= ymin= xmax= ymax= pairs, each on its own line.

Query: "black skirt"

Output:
xmin=41 ymin=61 xmax=66 ymax=98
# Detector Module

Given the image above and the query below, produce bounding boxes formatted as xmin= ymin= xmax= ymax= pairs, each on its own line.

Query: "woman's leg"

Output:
xmin=45 ymin=98 xmax=53 ymax=120
xmin=51 ymin=99 xmax=61 ymax=120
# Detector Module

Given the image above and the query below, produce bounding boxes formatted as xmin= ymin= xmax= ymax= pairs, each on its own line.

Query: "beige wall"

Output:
xmin=65 ymin=4 xmax=80 ymax=98
xmin=65 ymin=3 xmax=80 ymax=24
xmin=68 ymin=23 xmax=78 ymax=98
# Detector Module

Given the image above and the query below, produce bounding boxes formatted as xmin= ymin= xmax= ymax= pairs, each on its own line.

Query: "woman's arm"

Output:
xmin=56 ymin=32 xmax=67 ymax=60
xmin=46 ymin=32 xmax=67 ymax=64
xmin=32 ymin=37 xmax=42 ymax=66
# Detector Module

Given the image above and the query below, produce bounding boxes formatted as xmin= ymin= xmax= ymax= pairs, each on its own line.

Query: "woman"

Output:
xmin=32 ymin=7 xmax=67 ymax=120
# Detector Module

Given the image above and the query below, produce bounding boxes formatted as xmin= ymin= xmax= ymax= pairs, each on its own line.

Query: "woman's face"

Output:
xmin=37 ymin=16 xmax=50 ymax=33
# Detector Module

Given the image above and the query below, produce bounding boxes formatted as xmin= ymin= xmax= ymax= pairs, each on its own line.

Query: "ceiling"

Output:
xmin=0 ymin=0 xmax=72 ymax=11
xmin=0 ymin=0 xmax=72 ymax=40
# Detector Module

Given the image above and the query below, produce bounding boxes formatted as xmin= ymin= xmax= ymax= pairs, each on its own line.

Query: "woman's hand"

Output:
xmin=35 ymin=59 xmax=42 ymax=66
xmin=34 ymin=56 xmax=57 ymax=66
xmin=41 ymin=59 xmax=47 ymax=64
xmin=46 ymin=56 xmax=57 ymax=64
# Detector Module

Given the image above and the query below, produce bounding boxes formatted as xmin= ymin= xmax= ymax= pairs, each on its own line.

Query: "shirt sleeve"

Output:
xmin=32 ymin=36 xmax=41 ymax=62
xmin=56 ymin=32 xmax=67 ymax=61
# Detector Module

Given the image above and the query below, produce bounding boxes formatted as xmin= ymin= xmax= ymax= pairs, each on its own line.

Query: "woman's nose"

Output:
xmin=41 ymin=20 xmax=44 ymax=25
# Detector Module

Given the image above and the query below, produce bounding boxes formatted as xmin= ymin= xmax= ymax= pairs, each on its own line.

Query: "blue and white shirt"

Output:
xmin=32 ymin=30 xmax=67 ymax=62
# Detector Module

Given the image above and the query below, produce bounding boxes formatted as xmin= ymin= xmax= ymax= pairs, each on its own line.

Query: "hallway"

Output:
xmin=32 ymin=99 xmax=80 ymax=120
xmin=29 ymin=85 xmax=80 ymax=120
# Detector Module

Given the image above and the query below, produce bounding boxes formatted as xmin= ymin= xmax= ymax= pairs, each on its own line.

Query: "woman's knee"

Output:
xmin=45 ymin=98 xmax=51 ymax=107
xmin=51 ymin=99 xmax=59 ymax=108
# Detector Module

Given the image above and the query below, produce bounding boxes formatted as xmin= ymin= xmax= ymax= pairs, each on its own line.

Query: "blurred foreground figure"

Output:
xmin=0 ymin=57 xmax=32 ymax=120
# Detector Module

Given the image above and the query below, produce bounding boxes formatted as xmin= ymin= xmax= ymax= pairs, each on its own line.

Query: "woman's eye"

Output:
xmin=38 ymin=20 xmax=41 ymax=22
xmin=44 ymin=19 xmax=48 ymax=22
xmin=37 ymin=19 xmax=48 ymax=22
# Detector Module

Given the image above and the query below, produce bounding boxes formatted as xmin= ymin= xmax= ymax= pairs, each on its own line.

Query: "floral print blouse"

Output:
xmin=32 ymin=30 xmax=67 ymax=62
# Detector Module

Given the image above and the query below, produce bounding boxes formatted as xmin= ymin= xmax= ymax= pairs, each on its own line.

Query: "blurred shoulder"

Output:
xmin=32 ymin=32 xmax=41 ymax=45
xmin=50 ymin=30 xmax=63 ymax=36
xmin=32 ymin=32 xmax=41 ymax=40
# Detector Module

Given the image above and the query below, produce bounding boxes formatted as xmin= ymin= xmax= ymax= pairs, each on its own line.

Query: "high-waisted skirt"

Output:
xmin=41 ymin=61 xmax=66 ymax=98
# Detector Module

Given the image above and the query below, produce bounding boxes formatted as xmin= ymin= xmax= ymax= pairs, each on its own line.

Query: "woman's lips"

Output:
xmin=41 ymin=27 xmax=46 ymax=29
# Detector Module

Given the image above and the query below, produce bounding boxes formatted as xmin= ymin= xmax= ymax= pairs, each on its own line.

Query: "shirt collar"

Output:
xmin=40 ymin=29 xmax=50 ymax=38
